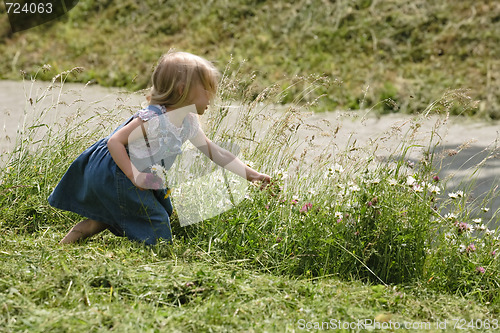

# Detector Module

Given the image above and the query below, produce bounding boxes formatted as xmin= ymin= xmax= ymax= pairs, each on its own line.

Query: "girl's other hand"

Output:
xmin=132 ymin=172 xmax=163 ymax=191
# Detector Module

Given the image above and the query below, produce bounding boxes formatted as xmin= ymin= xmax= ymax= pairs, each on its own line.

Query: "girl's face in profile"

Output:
xmin=188 ymin=83 xmax=212 ymax=115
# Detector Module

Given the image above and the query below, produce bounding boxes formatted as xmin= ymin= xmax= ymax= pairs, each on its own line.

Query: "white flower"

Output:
xmin=406 ymin=176 xmax=416 ymax=186
xmin=445 ymin=213 xmax=457 ymax=220
xmin=449 ymin=190 xmax=464 ymax=198
xmin=413 ymin=184 xmax=423 ymax=192
xmin=485 ymin=229 xmax=494 ymax=236
xmin=482 ymin=207 xmax=490 ymax=212
xmin=349 ymin=185 xmax=361 ymax=192
xmin=478 ymin=224 xmax=487 ymax=231
xmin=370 ymin=178 xmax=381 ymax=184
xmin=459 ymin=244 xmax=466 ymax=253
xmin=335 ymin=212 xmax=343 ymax=219
xmin=334 ymin=163 xmax=344 ymax=173
xmin=473 ymin=218 xmax=482 ymax=224
xmin=388 ymin=178 xmax=398 ymax=186
xmin=428 ymin=185 xmax=441 ymax=195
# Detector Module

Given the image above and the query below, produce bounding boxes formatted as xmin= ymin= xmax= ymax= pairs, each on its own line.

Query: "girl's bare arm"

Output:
xmin=189 ymin=129 xmax=271 ymax=183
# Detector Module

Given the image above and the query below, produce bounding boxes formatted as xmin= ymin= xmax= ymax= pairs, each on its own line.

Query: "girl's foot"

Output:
xmin=59 ymin=219 xmax=108 ymax=244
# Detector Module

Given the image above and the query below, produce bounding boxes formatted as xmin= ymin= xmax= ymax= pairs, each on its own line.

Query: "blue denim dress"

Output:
xmin=48 ymin=105 xmax=198 ymax=245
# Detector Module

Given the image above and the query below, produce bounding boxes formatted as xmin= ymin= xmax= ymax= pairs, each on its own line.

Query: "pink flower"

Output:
xmin=299 ymin=202 xmax=313 ymax=213
xmin=457 ymin=222 xmax=468 ymax=234
xmin=290 ymin=199 xmax=298 ymax=205
xmin=476 ymin=266 xmax=485 ymax=274
xmin=466 ymin=243 xmax=476 ymax=253
xmin=433 ymin=175 xmax=440 ymax=182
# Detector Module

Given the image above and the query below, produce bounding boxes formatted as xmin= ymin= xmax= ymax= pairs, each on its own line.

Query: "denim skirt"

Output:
xmin=48 ymin=136 xmax=173 ymax=245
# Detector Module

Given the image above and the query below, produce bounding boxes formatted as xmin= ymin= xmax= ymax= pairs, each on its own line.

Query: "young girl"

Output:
xmin=49 ymin=51 xmax=271 ymax=245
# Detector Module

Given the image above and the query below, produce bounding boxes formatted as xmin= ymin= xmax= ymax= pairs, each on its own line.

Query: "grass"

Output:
xmin=1 ymin=69 xmax=499 ymax=330
xmin=1 ymin=231 xmax=497 ymax=332
xmin=1 ymin=0 xmax=499 ymax=118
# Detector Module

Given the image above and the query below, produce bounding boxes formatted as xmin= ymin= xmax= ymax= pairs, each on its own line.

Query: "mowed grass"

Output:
xmin=0 ymin=0 xmax=499 ymax=118
xmin=0 ymin=230 xmax=497 ymax=332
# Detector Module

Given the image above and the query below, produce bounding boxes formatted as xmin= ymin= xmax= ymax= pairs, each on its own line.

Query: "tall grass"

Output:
xmin=1 ymin=67 xmax=499 ymax=308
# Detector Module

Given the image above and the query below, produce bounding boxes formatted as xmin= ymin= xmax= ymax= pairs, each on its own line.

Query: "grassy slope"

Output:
xmin=1 ymin=0 xmax=499 ymax=117
xmin=1 ymin=230 xmax=496 ymax=332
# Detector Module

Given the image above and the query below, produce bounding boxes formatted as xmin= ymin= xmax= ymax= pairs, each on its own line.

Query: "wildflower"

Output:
xmin=334 ymin=163 xmax=344 ymax=173
xmin=367 ymin=201 xmax=373 ymax=208
xmin=388 ymin=178 xmax=398 ymax=186
xmin=335 ymin=212 xmax=343 ymax=219
xmin=485 ymin=229 xmax=494 ymax=236
xmin=433 ymin=175 xmax=440 ymax=182
xmin=476 ymin=266 xmax=485 ymax=274
xmin=276 ymin=236 xmax=282 ymax=243
xmin=406 ymin=176 xmax=416 ymax=186
xmin=412 ymin=183 xmax=423 ymax=192
xmin=407 ymin=161 xmax=415 ymax=168
xmin=478 ymin=224 xmax=487 ymax=231
xmin=472 ymin=218 xmax=482 ymax=224
xmin=482 ymin=207 xmax=490 ymax=213
xmin=457 ymin=222 xmax=472 ymax=234
xmin=324 ymin=169 xmax=334 ymax=178
xmin=290 ymin=199 xmax=298 ymax=205
xmin=448 ymin=192 xmax=459 ymax=199
xmin=299 ymin=202 xmax=313 ymax=213
xmin=459 ymin=244 xmax=467 ymax=253
xmin=445 ymin=213 xmax=457 ymax=220
xmin=369 ymin=178 xmax=381 ymax=185
xmin=492 ymin=250 xmax=497 ymax=256
xmin=349 ymin=184 xmax=360 ymax=192
xmin=466 ymin=243 xmax=476 ymax=253
xmin=428 ymin=185 xmax=441 ymax=195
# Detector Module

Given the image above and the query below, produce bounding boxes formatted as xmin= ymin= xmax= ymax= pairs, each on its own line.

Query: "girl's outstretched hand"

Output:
xmin=250 ymin=172 xmax=272 ymax=189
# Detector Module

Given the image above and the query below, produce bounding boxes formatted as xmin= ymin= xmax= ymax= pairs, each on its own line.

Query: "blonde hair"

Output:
xmin=147 ymin=51 xmax=219 ymax=107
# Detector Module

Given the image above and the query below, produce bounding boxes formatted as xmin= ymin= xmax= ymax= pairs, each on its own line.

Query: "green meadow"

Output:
xmin=1 ymin=0 xmax=500 ymax=331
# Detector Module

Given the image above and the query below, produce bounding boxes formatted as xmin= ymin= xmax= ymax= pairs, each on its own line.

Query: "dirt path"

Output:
xmin=1 ymin=80 xmax=499 ymax=225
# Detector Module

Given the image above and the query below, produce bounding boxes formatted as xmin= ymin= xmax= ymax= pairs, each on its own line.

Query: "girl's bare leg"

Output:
xmin=60 ymin=219 xmax=108 ymax=244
